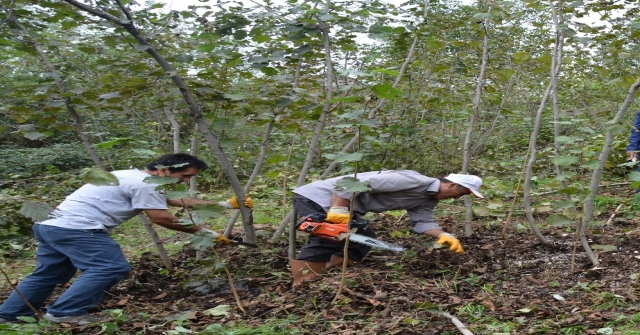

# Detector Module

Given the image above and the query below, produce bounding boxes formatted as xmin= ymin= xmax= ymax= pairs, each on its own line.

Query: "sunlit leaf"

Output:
xmin=592 ymin=245 xmax=617 ymax=252
xmin=473 ymin=206 xmax=491 ymax=216
xmin=324 ymin=152 xmax=364 ymax=163
xmin=335 ymin=177 xmax=371 ymax=193
xmin=24 ymin=132 xmax=47 ymax=140
xmin=552 ymin=294 xmax=565 ymax=301
xmin=80 ymin=168 xmax=119 ymax=186
xmin=371 ymin=84 xmax=404 ymax=99
xmin=143 ymin=176 xmax=179 ymax=185
xmin=486 ymin=199 xmax=503 ymax=210
xmin=203 ymin=305 xmax=231 ymax=316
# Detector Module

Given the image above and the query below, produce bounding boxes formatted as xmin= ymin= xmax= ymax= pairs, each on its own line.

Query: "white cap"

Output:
xmin=445 ymin=174 xmax=484 ymax=198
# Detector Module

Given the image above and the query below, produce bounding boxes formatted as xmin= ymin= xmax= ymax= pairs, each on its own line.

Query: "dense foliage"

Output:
xmin=0 ymin=0 xmax=638 ymax=249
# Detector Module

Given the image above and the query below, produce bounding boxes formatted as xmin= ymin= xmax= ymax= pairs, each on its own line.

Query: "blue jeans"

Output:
xmin=0 ymin=224 xmax=130 ymax=320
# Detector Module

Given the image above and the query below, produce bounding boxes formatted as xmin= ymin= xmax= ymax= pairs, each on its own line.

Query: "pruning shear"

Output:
xmin=229 ymin=237 xmax=258 ymax=248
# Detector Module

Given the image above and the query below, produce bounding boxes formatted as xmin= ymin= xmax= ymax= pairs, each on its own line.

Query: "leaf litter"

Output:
xmin=4 ymin=207 xmax=640 ymax=334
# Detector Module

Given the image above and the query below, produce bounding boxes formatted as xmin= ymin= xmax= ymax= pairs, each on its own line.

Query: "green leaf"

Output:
xmin=486 ymin=199 xmax=503 ymax=210
xmin=591 ymin=245 xmax=618 ymax=253
xmin=551 ymin=199 xmax=574 ymax=210
xmin=223 ymin=92 xmax=249 ymax=101
xmin=369 ymin=25 xmax=394 ymax=34
xmin=197 ymin=44 xmax=217 ymax=52
xmin=203 ymin=305 xmax=232 ymax=316
xmin=555 ymin=136 xmax=575 ymax=144
xmin=472 ymin=13 xmax=491 ymax=20
xmin=19 ymin=201 xmax=54 ymax=222
xmin=423 ymin=40 xmax=444 ymax=49
xmin=24 ymin=132 xmax=47 ymax=140
xmin=191 ymin=204 xmax=225 ymax=219
xmin=335 ymin=177 xmax=371 ymax=193
xmin=165 ymin=190 xmax=198 ymax=199
xmin=473 ymin=206 xmax=491 ymax=216
xmin=175 ymin=54 xmax=194 ymax=62
xmin=630 ymin=171 xmax=640 ymax=181
xmin=275 ymin=98 xmax=292 ymax=107
xmin=135 ymin=44 xmax=151 ymax=51
xmin=324 ymin=152 xmax=364 ymax=163
xmin=94 ymin=137 xmax=136 ymax=149
xmin=372 ymin=68 xmax=400 ymax=76
xmin=294 ymin=44 xmax=312 ymax=56
xmin=607 ymin=124 xmax=626 ymax=135
xmin=80 ymin=168 xmax=120 ymax=186
xmin=371 ymin=84 xmax=404 ymax=99
xmin=285 ymin=24 xmax=304 ymax=32
xmin=512 ymin=52 xmax=530 ymax=63
xmin=580 ymin=160 xmax=600 ymax=169
xmin=547 ymin=214 xmax=572 ymax=226
xmin=190 ymin=232 xmax=215 ymax=251
xmin=553 ymin=156 xmax=579 ymax=166
xmin=143 ymin=176 xmax=179 ymax=185
xmin=261 ymin=67 xmax=278 ymax=76
xmin=266 ymin=155 xmax=288 ymax=164
xmin=98 ymin=92 xmax=121 ymax=100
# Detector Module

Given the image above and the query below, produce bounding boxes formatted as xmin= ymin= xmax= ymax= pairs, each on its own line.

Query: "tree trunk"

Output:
xmin=461 ymin=3 xmax=493 ymax=237
xmin=64 ymin=0 xmax=256 ymax=243
xmin=579 ymin=77 xmax=640 ymax=267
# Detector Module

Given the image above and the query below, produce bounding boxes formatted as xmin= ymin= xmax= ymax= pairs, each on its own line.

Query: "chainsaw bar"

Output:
xmin=342 ymin=233 xmax=405 ymax=252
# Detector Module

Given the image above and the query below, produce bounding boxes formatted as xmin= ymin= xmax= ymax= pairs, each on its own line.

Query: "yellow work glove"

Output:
xmin=325 ymin=206 xmax=350 ymax=225
xmin=201 ymin=228 xmax=231 ymax=245
xmin=436 ymin=233 xmax=464 ymax=253
xmin=227 ymin=196 xmax=254 ymax=209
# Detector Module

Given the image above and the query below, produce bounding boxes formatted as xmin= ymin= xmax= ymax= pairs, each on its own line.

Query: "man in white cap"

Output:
xmin=289 ymin=170 xmax=484 ymax=286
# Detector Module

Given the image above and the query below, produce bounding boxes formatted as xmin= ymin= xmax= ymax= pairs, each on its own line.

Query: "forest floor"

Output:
xmin=2 ymin=190 xmax=640 ymax=334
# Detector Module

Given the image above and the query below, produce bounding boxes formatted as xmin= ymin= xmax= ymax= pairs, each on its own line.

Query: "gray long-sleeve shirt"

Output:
xmin=292 ymin=170 xmax=442 ymax=233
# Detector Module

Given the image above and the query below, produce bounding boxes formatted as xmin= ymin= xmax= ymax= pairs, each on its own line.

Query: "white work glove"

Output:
xmin=200 ymin=228 xmax=231 ymax=245
xmin=436 ymin=232 xmax=464 ymax=253
xmin=326 ymin=206 xmax=350 ymax=225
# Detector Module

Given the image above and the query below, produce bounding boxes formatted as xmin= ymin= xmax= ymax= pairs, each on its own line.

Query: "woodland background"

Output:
xmin=2 ymin=0 xmax=640 ymax=334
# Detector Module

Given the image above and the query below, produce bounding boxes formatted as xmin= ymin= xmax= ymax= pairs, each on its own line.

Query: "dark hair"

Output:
xmin=438 ymin=177 xmax=467 ymax=191
xmin=146 ymin=153 xmax=208 ymax=172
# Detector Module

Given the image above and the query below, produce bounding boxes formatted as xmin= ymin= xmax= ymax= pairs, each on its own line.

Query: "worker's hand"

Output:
xmin=227 ymin=196 xmax=254 ymax=209
xmin=326 ymin=206 xmax=350 ymax=225
xmin=200 ymin=228 xmax=232 ymax=245
xmin=436 ymin=233 xmax=464 ymax=253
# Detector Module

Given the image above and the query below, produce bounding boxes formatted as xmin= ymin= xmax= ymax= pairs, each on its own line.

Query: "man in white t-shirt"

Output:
xmin=0 ymin=153 xmax=253 ymax=325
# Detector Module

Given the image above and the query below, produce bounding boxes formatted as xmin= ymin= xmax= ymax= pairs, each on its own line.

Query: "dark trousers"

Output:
xmin=292 ymin=195 xmax=376 ymax=262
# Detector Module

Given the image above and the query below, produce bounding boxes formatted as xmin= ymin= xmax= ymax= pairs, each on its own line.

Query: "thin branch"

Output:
xmin=0 ymin=267 xmax=43 ymax=319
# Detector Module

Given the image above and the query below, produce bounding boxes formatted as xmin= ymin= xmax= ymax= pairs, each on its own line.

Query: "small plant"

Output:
xmin=593 ymin=292 xmax=627 ymax=310
xmin=559 ymin=324 xmax=588 ymax=335
xmin=458 ymin=303 xmax=486 ymax=317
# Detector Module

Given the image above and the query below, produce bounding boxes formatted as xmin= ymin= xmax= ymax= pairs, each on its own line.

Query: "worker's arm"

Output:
xmin=143 ymin=209 xmax=199 ymax=233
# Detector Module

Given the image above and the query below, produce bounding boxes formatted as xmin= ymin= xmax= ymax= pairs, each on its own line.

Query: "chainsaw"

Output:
xmin=295 ymin=213 xmax=404 ymax=252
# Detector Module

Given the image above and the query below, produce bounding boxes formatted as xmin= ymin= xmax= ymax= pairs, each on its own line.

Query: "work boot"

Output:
xmin=290 ymin=259 xmax=326 ymax=286
xmin=325 ymin=255 xmax=354 ymax=270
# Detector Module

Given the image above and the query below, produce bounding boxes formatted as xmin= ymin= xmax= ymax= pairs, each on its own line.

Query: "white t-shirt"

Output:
xmin=38 ymin=169 xmax=168 ymax=232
